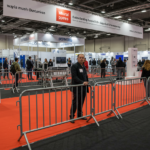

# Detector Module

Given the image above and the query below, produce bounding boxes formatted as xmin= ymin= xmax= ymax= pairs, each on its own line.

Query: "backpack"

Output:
xmin=10 ymin=63 xmax=16 ymax=75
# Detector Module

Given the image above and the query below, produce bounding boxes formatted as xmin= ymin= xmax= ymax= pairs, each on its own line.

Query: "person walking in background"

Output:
xmin=141 ymin=60 xmax=150 ymax=97
xmin=3 ymin=57 xmax=9 ymax=79
xmin=67 ymin=58 xmax=72 ymax=67
xmin=70 ymin=54 xmax=89 ymax=123
xmin=26 ymin=56 xmax=34 ymax=80
xmin=100 ymin=59 xmax=106 ymax=78
xmin=48 ymin=59 xmax=53 ymax=67
xmin=84 ymin=58 xmax=89 ymax=70
xmin=12 ymin=58 xmax=21 ymax=91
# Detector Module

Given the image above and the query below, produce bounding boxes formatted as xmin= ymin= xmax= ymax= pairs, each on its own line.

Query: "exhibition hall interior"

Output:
xmin=1 ymin=0 xmax=150 ymax=150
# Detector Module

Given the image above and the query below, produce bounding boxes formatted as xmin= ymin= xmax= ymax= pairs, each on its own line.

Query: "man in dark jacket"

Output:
xmin=92 ymin=58 xmax=96 ymax=66
xmin=3 ymin=57 xmax=9 ymax=79
xmin=26 ymin=56 xmax=33 ymax=80
xmin=116 ymin=57 xmax=125 ymax=79
xmin=48 ymin=59 xmax=53 ymax=67
xmin=70 ymin=54 xmax=89 ymax=123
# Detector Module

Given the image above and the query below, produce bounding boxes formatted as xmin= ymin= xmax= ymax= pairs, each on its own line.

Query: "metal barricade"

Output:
xmin=92 ymin=81 xmax=119 ymax=124
xmin=0 ymin=71 xmax=14 ymax=103
xmin=114 ymin=77 xmax=149 ymax=119
xmin=45 ymin=70 xmax=69 ymax=87
xmin=16 ymin=84 xmax=98 ymax=150
xmin=13 ymin=70 xmax=45 ymax=93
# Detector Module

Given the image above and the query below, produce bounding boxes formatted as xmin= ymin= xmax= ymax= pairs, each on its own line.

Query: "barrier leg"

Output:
xmin=24 ymin=133 xmax=32 ymax=150
xmin=140 ymin=99 xmax=150 ymax=105
xmin=87 ymin=115 xmax=99 ymax=127
xmin=115 ymin=108 xmax=123 ymax=119
xmin=107 ymin=109 xmax=119 ymax=119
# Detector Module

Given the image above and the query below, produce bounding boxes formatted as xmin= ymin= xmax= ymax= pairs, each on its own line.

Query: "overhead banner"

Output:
xmin=4 ymin=0 xmax=143 ymax=38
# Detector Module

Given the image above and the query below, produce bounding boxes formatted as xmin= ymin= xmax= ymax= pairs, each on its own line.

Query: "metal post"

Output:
xmin=74 ymin=44 xmax=75 ymax=63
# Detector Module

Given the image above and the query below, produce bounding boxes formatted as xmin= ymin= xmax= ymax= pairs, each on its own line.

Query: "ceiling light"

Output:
xmin=114 ymin=16 xmax=122 ymax=19
xmin=101 ymin=9 xmax=105 ymax=14
xmin=145 ymin=28 xmax=150 ymax=31
xmin=51 ymin=26 xmax=55 ymax=28
xmin=68 ymin=1 xmax=73 ymax=5
xmin=1 ymin=20 xmax=5 ymax=22
xmin=141 ymin=9 xmax=147 ymax=12
xmin=13 ymin=33 xmax=15 ymax=35
xmin=83 ymin=31 xmax=86 ymax=34
xmin=46 ymin=31 xmax=50 ymax=34
xmin=77 ymin=32 xmax=79 ymax=34
xmin=107 ymin=34 xmax=111 ymax=35
xmin=128 ymin=18 xmax=132 ymax=21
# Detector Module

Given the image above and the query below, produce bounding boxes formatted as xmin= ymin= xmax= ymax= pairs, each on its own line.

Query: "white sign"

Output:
xmin=4 ymin=0 xmax=143 ymax=38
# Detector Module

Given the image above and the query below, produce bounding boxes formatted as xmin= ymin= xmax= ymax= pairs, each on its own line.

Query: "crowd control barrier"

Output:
xmin=16 ymin=84 xmax=98 ymax=150
xmin=13 ymin=71 xmax=46 ymax=93
xmin=114 ymin=77 xmax=150 ymax=119
xmin=0 ymin=71 xmax=14 ymax=103
xmin=17 ymin=77 xmax=150 ymax=150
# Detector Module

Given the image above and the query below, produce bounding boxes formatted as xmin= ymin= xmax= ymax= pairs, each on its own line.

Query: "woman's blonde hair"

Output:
xmin=143 ymin=60 xmax=150 ymax=71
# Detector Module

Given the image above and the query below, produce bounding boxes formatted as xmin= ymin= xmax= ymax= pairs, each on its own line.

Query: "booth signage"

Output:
xmin=58 ymin=37 xmax=72 ymax=42
xmin=3 ymin=0 xmax=143 ymax=39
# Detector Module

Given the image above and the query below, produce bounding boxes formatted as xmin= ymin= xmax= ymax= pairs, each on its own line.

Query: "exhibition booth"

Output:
xmin=13 ymin=33 xmax=85 ymax=68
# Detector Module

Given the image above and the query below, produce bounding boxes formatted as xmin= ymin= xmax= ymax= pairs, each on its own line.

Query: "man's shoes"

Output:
xmin=31 ymin=78 xmax=34 ymax=80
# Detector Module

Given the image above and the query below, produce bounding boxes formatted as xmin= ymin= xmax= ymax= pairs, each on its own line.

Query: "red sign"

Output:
xmin=56 ymin=8 xmax=71 ymax=24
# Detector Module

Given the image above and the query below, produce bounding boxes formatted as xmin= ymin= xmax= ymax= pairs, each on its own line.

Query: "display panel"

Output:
xmin=56 ymin=57 xmax=66 ymax=63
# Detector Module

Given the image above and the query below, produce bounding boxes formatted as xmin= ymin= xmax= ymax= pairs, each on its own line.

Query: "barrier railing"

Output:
xmin=114 ymin=77 xmax=150 ymax=119
xmin=45 ymin=70 xmax=69 ymax=87
xmin=16 ymin=84 xmax=98 ymax=150
xmin=93 ymin=81 xmax=119 ymax=120
xmin=0 ymin=71 xmax=14 ymax=103
xmin=14 ymin=71 xmax=45 ymax=93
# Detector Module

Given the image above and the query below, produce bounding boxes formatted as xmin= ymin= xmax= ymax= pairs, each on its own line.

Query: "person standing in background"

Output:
xmin=92 ymin=58 xmax=96 ymax=66
xmin=111 ymin=58 xmax=116 ymax=75
xmin=84 ymin=58 xmax=89 ymax=70
xmin=67 ymin=58 xmax=72 ymax=67
xmin=26 ymin=56 xmax=34 ymax=80
xmin=3 ymin=57 xmax=9 ymax=79
xmin=48 ymin=59 xmax=53 ymax=67
xmin=100 ymin=59 xmax=106 ymax=78
xmin=70 ymin=54 xmax=89 ymax=123
xmin=12 ymin=58 xmax=21 ymax=91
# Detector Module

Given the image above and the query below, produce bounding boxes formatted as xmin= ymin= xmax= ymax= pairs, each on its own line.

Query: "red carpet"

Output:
xmin=0 ymin=84 xmax=148 ymax=150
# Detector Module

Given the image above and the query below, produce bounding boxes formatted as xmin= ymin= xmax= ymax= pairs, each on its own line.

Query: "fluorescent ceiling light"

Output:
xmin=114 ymin=16 xmax=122 ymax=19
xmin=107 ymin=34 xmax=111 ymax=35
xmin=101 ymin=9 xmax=105 ymax=14
xmin=68 ymin=1 xmax=73 ymax=5
xmin=83 ymin=31 xmax=86 ymax=33
xmin=145 ymin=28 xmax=150 ymax=31
xmin=141 ymin=10 xmax=146 ymax=12
xmin=1 ymin=20 xmax=5 ymax=22
xmin=128 ymin=18 xmax=132 ymax=21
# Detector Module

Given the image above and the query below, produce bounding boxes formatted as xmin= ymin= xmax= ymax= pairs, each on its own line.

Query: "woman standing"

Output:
xmin=141 ymin=60 xmax=150 ymax=97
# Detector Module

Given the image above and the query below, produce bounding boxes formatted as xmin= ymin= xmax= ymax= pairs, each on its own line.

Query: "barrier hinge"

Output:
xmin=17 ymin=125 xmax=21 ymax=130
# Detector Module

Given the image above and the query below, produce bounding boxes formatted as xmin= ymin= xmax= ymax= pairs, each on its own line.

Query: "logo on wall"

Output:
xmin=59 ymin=37 xmax=72 ymax=42
xmin=56 ymin=8 xmax=71 ymax=24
